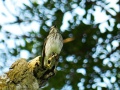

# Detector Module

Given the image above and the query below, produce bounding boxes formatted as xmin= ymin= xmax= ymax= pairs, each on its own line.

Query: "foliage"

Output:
xmin=0 ymin=0 xmax=120 ymax=89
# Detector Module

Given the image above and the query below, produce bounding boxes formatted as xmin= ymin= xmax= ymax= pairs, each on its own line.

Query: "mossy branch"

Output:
xmin=0 ymin=55 xmax=58 ymax=90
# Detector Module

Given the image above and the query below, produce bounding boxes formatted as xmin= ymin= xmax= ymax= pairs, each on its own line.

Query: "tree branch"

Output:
xmin=0 ymin=55 xmax=58 ymax=90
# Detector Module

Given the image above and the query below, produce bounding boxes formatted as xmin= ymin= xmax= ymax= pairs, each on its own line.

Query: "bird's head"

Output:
xmin=49 ymin=25 xmax=59 ymax=34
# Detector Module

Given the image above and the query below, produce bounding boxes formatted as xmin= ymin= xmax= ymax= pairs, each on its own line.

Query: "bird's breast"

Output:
xmin=45 ymin=33 xmax=63 ymax=57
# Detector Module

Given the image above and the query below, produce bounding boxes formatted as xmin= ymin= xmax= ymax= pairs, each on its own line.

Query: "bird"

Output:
xmin=41 ymin=25 xmax=63 ymax=70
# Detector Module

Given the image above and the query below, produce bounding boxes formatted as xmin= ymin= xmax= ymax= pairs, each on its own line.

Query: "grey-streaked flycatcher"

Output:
xmin=41 ymin=25 xmax=63 ymax=69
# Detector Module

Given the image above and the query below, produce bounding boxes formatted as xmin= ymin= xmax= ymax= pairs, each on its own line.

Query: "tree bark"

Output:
xmin=0 ymin=55 xmax=58 ymax=90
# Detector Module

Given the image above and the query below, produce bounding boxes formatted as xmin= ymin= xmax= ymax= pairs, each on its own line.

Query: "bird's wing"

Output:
xmin=41 ymin=37 xmax=48 ymax=70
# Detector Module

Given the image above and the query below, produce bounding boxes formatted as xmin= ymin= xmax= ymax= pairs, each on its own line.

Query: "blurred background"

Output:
xmin=0 ymin=0 xmax=120 ymax=90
